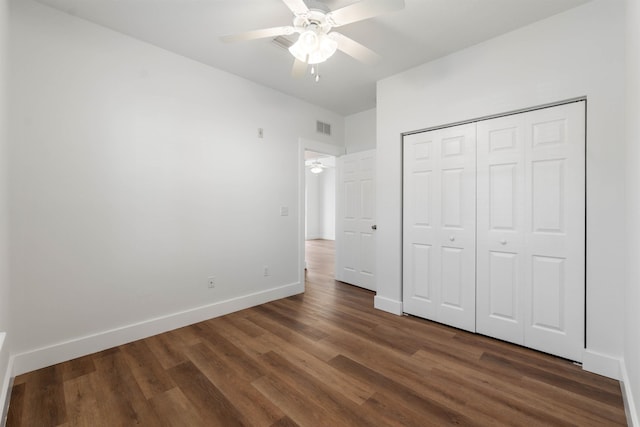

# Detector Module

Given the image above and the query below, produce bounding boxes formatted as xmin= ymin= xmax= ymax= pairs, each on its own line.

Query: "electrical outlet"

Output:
xmin=263 ymin=266 xmax=269 ymax=277
xmin=207 ymin=276 xmax=215 ymax=289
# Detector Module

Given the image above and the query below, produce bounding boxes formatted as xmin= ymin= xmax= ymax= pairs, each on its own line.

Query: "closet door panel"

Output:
xmin=477 ymin=115 xmax=526 ymax=344
xmin=524 ymin=103 xmax=585 ymax=362
xmin=403 ymin=132 xmax=440 ymax=319
xmin=403 ymin=124 xmax=476 ymax=332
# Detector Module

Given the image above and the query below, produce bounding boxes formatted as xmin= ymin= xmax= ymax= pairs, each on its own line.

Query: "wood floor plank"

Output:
xmin=62 ymin=373 xmax=104 ymax=427
xmin=245 ymin=311 xmax=340 ymax=362
xmin=148 ymin=387 xmax=210 ymax=427
xmin=193 ymin=321 xmax=267 ymax=381
xmin=6 ymin=239 xmax=627 ymax=426
xmin=253 ymin=304 xmax=328 ymax=341
xmin=59 ymin=354 xmax=97 ymax=383
xmin=480 ymin=352 xmax=623 ymax=407
xmin=329 ymin=353 xmax=480 ymax=426
xmin=120 ymin=339 xmax=176 ymax=399
xmin=144 ymin=331 xmax=190 ymax=370
xmin=255 ymin=331 xmax=375 ymax=405
xmin=413 ymin=348 xmax=627 ymax=426
xmin=257 ymin=350 xmax=382 ymax=426
xmin=5 ymin=382 xmax=25 ymax=426
xmin=91 ymin=350 xmax=163 ymax=426
xmin=167 ymin=361 xmax=245 ymax=427
xmin=20 ymin=365 xmax=67 ymax=426
xmin=184 ymin=342 xmax=286 ymax=427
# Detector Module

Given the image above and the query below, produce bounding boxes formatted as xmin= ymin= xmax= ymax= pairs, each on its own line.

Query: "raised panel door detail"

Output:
xmin=441 ymin=247 xmax=463 ymax=309
xmin=490 ymin=163 xmax=517 ymax=231
xmin=442 ymin=168 xmax=463 ymax=229
xmin=342 ymin=231 xmax=357 ymax=273
xmin=532 ymin=159 xmax=565 ymax=234
xmin=489 ymin=251 xmax=518 ymax=321
xmin=532 ymin=119 xmax=566 ymax=147
xmin=343 ymin=158 xmax=358 ymax=176
xmin=414 ymin=140 xmax=431 ymax=162
xmin=412 ymin=172 xmax=431 ymax=227
xmin=361 ymin=179 xmax=375 ymax=220
xmin=360 ymin=155 xmax=375 ymax=173
xmin=442 ymin=136 xmax=464 ymax=157
xmin=344 ymin=181 xmax=357 ymax=219
xmin=531 ymin=255 xmax=565 ymax=332
xmin=412 ymin=244 xmax=432 ymax=300
xmin=489 ymin=127 xmax=518 ymax=152
xmin=360 ymin=233 xmax=375 ymax=276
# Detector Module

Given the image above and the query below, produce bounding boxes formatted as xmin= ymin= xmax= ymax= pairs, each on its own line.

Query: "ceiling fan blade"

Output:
xmin=281 ymin=0 xmax=309 ymax=15
xmin=328 ymin=0 xmax=405 ymax=27
xmin=329 ymin=32 xmax=381 ymax=65
xmin=291 ymin=58 xmax=308 ymax=78
xmin=220 ymin=26 xmax=295 ymax=43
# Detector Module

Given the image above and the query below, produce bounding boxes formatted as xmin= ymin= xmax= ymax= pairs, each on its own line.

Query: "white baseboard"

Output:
xmin=582 ymin=349 xmax=621 ymax=380
xmin=374 ymin=295 xmax=403 ymax=315
xmin=12 ymin=282 xmax=303 ymax=376
xmin=621 ymin=359 xmax=639 ymax=427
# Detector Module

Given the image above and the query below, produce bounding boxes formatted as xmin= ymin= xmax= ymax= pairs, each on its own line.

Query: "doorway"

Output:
xmin=304 ymin=150 xmax=336 ymax=278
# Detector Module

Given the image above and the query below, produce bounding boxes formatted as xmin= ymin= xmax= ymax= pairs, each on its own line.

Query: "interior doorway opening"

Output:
xmin=304 ymin=150 xmax=336 ymax=277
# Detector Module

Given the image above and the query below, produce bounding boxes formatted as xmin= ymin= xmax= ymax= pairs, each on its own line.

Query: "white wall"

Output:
xmin=305 ymin=166 xmax=335 ymax=240
xmin=625 ymin=0 xmax=640 ymax=423
xmin=376 ymin=0 xmax=626 ymax=377
xmin=0 ymin=0 xmax=12 ymax=415
xmin=8 ymin=0 xmax=344 ymax=374
xmin=345 ymin=108 xmax=376 ymax=153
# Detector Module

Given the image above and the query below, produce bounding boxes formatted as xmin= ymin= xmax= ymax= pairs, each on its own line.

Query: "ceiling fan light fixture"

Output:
xmin=289 ymin=28 xmax=337 ymax=65
xmin=308 ymin=35 xmax=337 ymax=64
xmin=310 ymin=165 xmax=324 ymax=174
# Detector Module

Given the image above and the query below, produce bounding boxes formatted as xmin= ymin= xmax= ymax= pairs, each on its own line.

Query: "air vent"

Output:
xmin=272 ymin=35 xmax=295 ymax=50
xmin=316 ymin=120 xmax=331 ymax=136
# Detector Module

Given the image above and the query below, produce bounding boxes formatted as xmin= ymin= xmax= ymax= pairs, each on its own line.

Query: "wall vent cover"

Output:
xmin=272 ymin=36 xmax=295 ymax=50
xmin=316 ymin=120 xmax=331 ymax=136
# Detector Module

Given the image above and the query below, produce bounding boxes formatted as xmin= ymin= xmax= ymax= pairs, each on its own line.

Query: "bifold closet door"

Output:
xmin=476 ymin=102 xmax=585 ymax=361
xmin=402 ymin=124 xmax=476 ymax=332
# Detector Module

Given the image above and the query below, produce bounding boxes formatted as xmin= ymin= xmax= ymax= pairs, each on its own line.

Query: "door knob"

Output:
xmin=371 ymin=225 xmax=377 ymax=230
xmin=449 ymin=235 xmax=455 ymax=242
xmin=500 ymin=239 xmax=507 ymax=245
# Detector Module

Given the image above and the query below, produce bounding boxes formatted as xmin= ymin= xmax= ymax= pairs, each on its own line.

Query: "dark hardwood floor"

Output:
xmin=7 ymin=239 xmax=626 ymax=426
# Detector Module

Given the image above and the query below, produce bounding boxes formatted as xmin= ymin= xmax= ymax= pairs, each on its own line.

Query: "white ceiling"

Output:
xmin=34 ymin=0 xmax=592 ymax=115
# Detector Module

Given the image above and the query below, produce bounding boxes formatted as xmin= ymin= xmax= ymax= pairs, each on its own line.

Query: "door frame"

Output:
xmin=297 ymin=138 xmax=345 ymax=287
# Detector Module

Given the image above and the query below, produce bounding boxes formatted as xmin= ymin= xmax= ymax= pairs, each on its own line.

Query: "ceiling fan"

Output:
xmin=221 ymin=0 xmax=405 ymax=78
xmin=306 ymin=159 xmax=328 ymax=173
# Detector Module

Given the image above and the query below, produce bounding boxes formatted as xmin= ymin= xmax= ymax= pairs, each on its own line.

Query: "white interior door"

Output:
xmin=476 ymin=113 xmax=527 ymax=344
xmin=477 ymin=101 xmax=585 ymax=361
xmin=402 ymin=124 xmax=477 ymax=332
xmin=336 ymin=150 xmax=376 ymax=291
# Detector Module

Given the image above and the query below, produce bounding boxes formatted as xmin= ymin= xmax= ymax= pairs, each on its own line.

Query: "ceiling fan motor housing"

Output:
xmin=293 ymin=10 xmax=332 ymax=35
